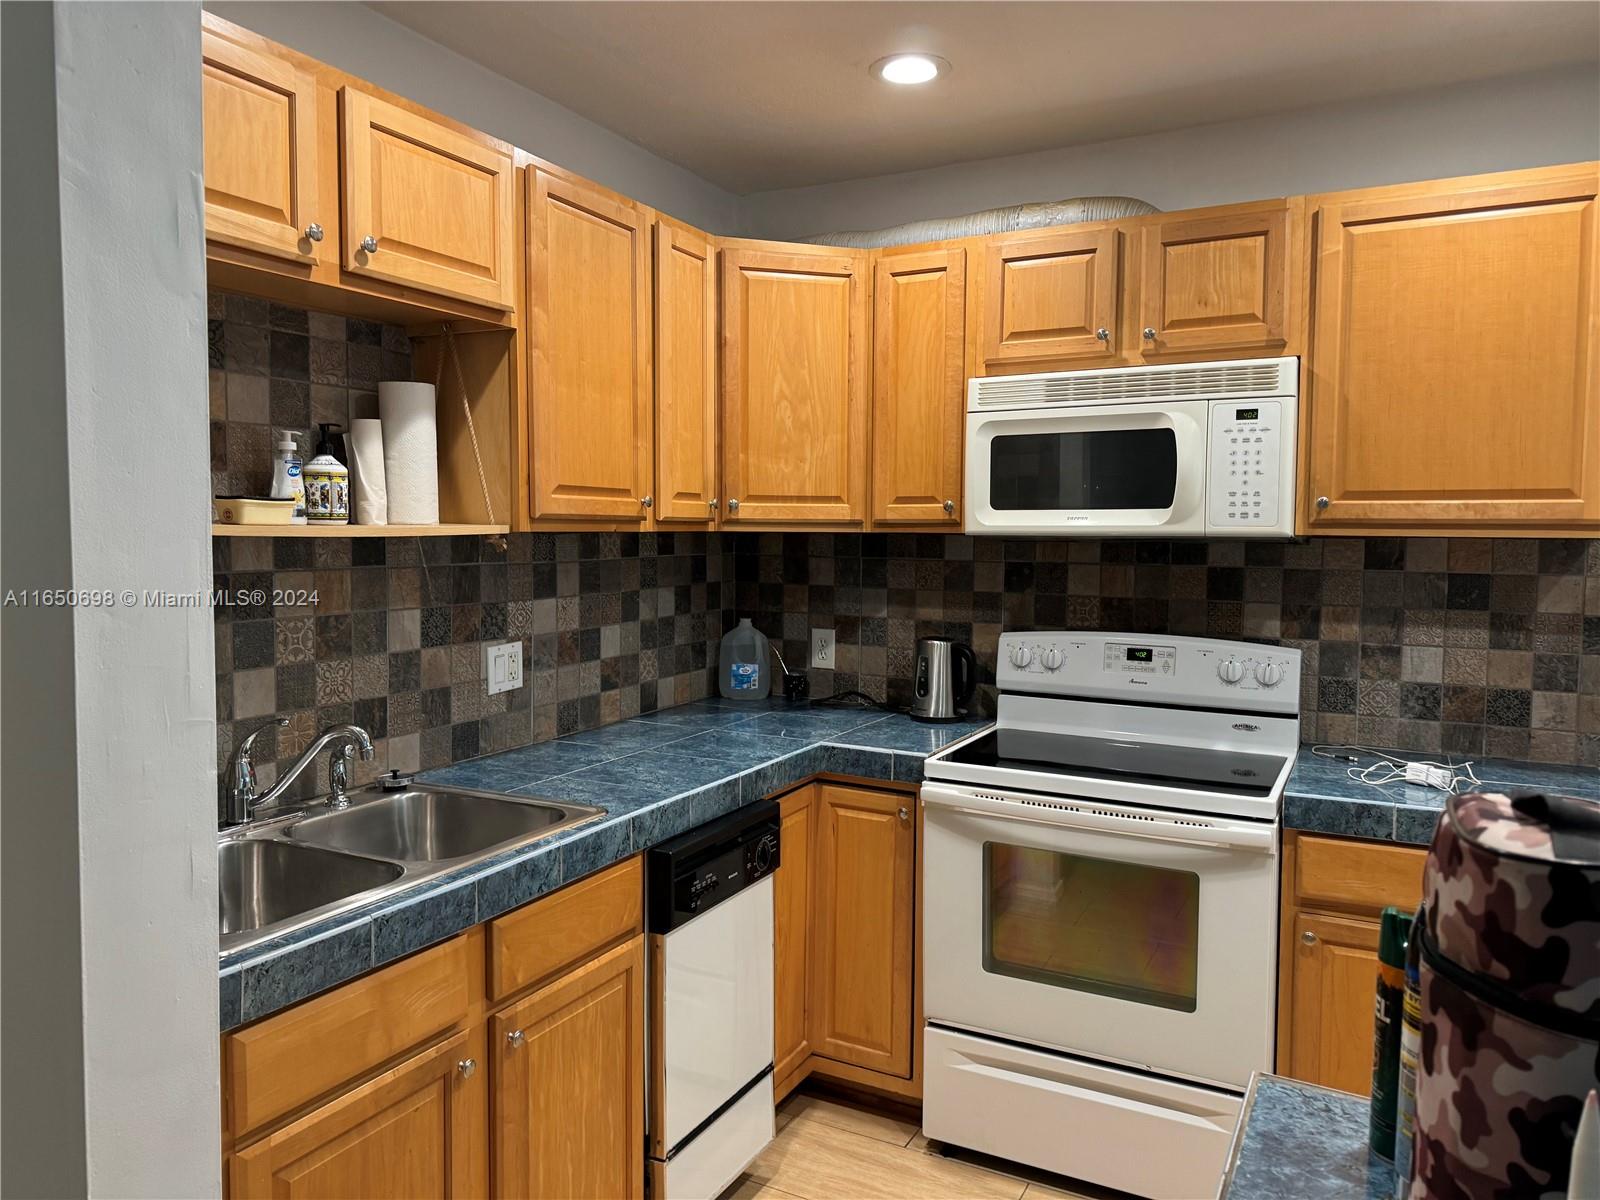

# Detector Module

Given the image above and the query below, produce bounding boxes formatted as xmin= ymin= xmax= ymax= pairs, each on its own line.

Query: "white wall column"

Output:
xmin=2 ymin=3 xmax=219 ymax=1195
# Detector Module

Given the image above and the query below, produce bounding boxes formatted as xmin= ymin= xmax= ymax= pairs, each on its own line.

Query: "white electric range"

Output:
xmin=920 ymin=631 xmax=1302 ymax=1200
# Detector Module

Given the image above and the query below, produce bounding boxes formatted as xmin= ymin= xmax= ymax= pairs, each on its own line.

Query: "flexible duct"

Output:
xmin=797 ymin=196 xmax=1160 ymax=249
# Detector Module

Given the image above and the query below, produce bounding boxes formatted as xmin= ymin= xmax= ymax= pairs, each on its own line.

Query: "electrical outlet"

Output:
xmin=810 ymin=628 xmax=835 ymax=670
xmin=483 ymin=641 xmax=523 ymax=696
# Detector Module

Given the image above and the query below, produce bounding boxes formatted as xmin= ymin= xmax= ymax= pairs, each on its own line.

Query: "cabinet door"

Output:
xmin=201 ymin=31 xmax=322 ymax=264
xmin=872 ymin=250 xmax=966 ymax=525
xmin=231 ymin=1029 xmax=484 ymax=1199
xmin=981 ymin=226 xmax=1120 ymax=370
xmin=653 ymin=219 xmax=718 ymax=524
xmin=1283 ymin=912 xmax=1381 ymax=1096
xmin=494 ymin=935 xmax=645 ymax=1200
xmin=528 ymin=168 xmax=653 ymax=523
xmin=1137 ymin=204 xmax=1289 ymax=355
xmin=774 ymin=786 xmax=817 ymax=1085
xmin=340 ymin=88 xmax=515 ymax=309
xmin=810 ymin=784 xmax=915 ymax=1078
xmin=1306 ymin=167 xmax=1600 ymax=532
xmin=721 ymin=245 xmax=869 ymax=524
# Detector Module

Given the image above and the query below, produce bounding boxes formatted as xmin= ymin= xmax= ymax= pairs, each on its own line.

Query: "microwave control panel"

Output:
xmin=1206 ymin=399 xmax=1291 ymax=535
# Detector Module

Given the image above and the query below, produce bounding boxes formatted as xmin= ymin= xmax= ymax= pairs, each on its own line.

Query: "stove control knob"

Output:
xmin=1041 ymin=647 xmax=1063 ymax=671
xmin=1010 ymin=645 xmax=1032 ymax=668
xmin=1217 ymin=657 xmax=1245 ymax=684
xmin=1254 ymin=661 xmax=1284 ymax=688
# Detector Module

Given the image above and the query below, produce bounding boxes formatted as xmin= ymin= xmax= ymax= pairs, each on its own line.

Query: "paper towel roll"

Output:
xmin=348 ymin=419 xmax=388 ymax=526
xmin=379 ymin=382 xmax=439 ymax=525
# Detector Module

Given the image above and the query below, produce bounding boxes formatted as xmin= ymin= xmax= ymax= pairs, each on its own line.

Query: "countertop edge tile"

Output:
xmin=220 ymin=707 xmax=1597 ymax=1028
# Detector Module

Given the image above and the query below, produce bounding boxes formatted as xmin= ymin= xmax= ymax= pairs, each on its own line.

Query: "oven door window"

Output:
xmin=984 ymin=842 xmax=1199 ymax=1013
xmin=988 ymin=428 xmax=1178 ymax=511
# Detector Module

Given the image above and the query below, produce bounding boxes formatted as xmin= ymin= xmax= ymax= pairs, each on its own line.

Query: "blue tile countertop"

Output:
xmin=1219 ymin=1073 xmax=1395 ymax=1200
xmin=1283 ymin=747 xmax=1599 ymax=847
xmin=218 ymin=698 xmax=987 ymax=1030
xmin=217 ymin=703 xmax=1597 ymax=1031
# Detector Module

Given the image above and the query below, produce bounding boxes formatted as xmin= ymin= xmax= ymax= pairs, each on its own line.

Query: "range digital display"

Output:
xmin=1126 ymin=647 xmax=1154 ymax=663
xmin=1235 ymin=407 xmax=1260 ymax=421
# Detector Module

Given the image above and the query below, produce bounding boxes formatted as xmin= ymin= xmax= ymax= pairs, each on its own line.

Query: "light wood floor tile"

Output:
xmin=781 ymin=1092 xmax=921 ymax=1147
xmin=722 ymin=1177 xmax=807 ymax=1200
xmin=744 ymin=1114 xmax=1026 ymax=1200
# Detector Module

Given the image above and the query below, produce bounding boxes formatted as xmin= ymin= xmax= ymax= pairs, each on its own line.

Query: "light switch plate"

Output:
xmin=811 ymin=628 xmax=835 ymax=670
xmin=484 ymin=640 xmax=523 ymax=695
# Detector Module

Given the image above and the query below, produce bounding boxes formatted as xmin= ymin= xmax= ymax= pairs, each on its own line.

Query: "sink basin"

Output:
xmin=218 ymin=839 xmax=403 ymax=941
xmin=287 ymin=787 xmax=603 ymax=863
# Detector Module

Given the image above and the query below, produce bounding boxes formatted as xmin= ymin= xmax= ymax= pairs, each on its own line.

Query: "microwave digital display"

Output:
xmin=1235 ymin=408 xmax=1260 ymax=421
xmin=1126 ymin=647 xmax=1153 ymax=663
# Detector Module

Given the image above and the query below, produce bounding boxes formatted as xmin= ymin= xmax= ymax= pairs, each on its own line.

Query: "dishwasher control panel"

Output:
xmin=646 ymin=798 xmax=780 ymax=934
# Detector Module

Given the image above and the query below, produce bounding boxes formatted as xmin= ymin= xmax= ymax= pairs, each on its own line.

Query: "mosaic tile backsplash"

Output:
xmin=213 ymin=530 xmax=734 ymax=808
xmin=731 ymin=534 xmax=1600 ymax=767
xmin=208 ymin=290 xmax=413 ymax=501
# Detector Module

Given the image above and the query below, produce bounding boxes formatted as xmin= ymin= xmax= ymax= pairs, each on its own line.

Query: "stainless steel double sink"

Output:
xmin=218 ymin=785 xmax=605 ymax=955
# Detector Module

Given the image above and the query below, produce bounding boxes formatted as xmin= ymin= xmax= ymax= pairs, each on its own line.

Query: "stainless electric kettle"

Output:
xmin=910 ymin=637 xmax=977 ymax=722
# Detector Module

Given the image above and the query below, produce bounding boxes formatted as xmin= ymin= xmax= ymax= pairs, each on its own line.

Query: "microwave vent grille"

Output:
xmin=971 ymin=360 xmax=1290 ymax=408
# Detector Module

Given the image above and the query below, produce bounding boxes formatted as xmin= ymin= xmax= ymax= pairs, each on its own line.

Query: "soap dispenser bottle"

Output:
xmin=269 ymin=429 xmax=306 ymax=524
xmin=303 ymin=423 xmax=349 ymax=525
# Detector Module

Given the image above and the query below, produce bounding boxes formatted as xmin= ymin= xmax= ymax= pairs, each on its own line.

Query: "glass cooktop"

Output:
xmin=941 ymin=728 xmax=1287 ymax=797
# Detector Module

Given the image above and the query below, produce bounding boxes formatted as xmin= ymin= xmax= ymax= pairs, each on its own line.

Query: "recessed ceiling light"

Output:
xmin=872 ymin=54 xmax=947 ymax=86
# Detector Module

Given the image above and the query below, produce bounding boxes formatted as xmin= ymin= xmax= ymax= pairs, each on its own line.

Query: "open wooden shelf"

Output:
xmin=212 ymin=523 xmax=509 ymax=538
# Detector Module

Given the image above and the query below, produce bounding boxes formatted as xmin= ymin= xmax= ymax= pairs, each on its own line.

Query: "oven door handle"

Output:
xmin=921 ymin=786 xmax=1276 ymax=853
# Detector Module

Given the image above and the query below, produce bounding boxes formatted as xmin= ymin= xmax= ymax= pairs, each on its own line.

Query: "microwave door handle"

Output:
xmin=923 ymin=790 xmax=1274 ymax=853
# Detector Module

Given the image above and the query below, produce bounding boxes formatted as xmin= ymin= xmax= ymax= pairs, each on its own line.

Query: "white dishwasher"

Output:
xmin=646 ymin=799 xmax=779 ymax=1199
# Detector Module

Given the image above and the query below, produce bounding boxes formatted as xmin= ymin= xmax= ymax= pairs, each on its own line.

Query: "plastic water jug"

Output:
xmin=718 ymin=618 xmax=771 ymax=700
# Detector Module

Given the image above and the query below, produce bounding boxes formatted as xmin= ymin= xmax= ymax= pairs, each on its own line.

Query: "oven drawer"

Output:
xmin=924 ymin=1024 xmax=1240 ymax=1200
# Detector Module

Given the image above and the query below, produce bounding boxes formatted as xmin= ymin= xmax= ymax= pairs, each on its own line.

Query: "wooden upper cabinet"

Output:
xmin=201 ymin=30 xmax=321 ymax=264
xmin=493 ymin=935 xmax=646 ymax=1200
xmin=872 ymin=249 xmax=966 ymax=526
xmin=653 ymin=219 xmax=718 ymax=524
xmin=340 ymin=88 xmax=515 ymax=309
xmin=981 ymin=226 xmax=1120 ymax=371
xmin=527 ymin=168 xmax=653 ymax=523
xmin=231 ymin=1030 xmax=484 ymax=1199
xmin=1305 ymin=164 xmax=1600 ymax=534
xmin=721 ymin=244 xmax=870 ymax=524
xmin=810 ymin=784 xmax=915 ymax=1079
xmin=1136 ymin=203 xmax=1291 ymax=356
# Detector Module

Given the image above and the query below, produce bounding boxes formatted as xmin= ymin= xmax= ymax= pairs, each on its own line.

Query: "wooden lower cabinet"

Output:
xmin=492 ymin=934 xmax=646 ymax=1200
xmin=774 ymin=788 xmax=817 ymax=1086
xmin=225 ymin=858 xmax=646 ymax=1200
xmin=231 ymin=1028 xmax=485 ymax=1198
xmin=1277 ymin=832 xmax=1427 ymax=1095
xmin=774 ymin=781 xmax=919 ymax=1099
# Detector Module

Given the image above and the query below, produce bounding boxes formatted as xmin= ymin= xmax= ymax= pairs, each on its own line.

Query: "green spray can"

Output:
xmin=1368 ymin=905 xmax=1412 ymax=1160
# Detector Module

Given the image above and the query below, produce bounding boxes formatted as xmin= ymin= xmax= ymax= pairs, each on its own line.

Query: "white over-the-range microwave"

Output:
xmin=965 ymin=356 xmax=1299 ymax=538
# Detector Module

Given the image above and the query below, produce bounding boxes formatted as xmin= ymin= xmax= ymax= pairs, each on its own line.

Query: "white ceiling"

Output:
xmin=370 ymin=1 xmax=1600 ymax=195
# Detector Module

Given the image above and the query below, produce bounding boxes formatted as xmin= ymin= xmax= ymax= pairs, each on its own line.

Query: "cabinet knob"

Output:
xmin=506 ymin=1029 xmax=526 ymax=1049
xmin=360 ymin=235 xmax=378 ymax=254
xmin=641 ymin=494 xmax=653 ymax=509
xmin=1301 ymin=930 xmax=1318 ymax=946
xmin=1142 ymin=327 xmax=1157 ymax=341
xmin=727 ymin=498 xmax=740 ymax=513
xmin=898 ymin=806 xmax=910 ymax=823
xmin=943 ymin=499 xmax=955 ymax=515
xmin=709 ymin=498 xmax=719 ymax=511
xmin=457 ymin=1057 xmax=476 ymax=1079
xmin=1315 ymin=496 xmax=1331 ymax=511
xmin=304 ymin=223 xmax=324 ymax=243
xmin=1094 ymin=328 xmax=1110 ymax=342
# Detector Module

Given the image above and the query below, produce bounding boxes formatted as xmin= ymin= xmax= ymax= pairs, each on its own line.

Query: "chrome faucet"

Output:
xmin=224 ymin=720 xmax=374 ymax=827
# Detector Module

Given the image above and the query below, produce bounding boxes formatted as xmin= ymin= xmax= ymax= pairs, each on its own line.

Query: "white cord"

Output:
xmin=1311 ymin=744 xmax=1483 ymax=794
